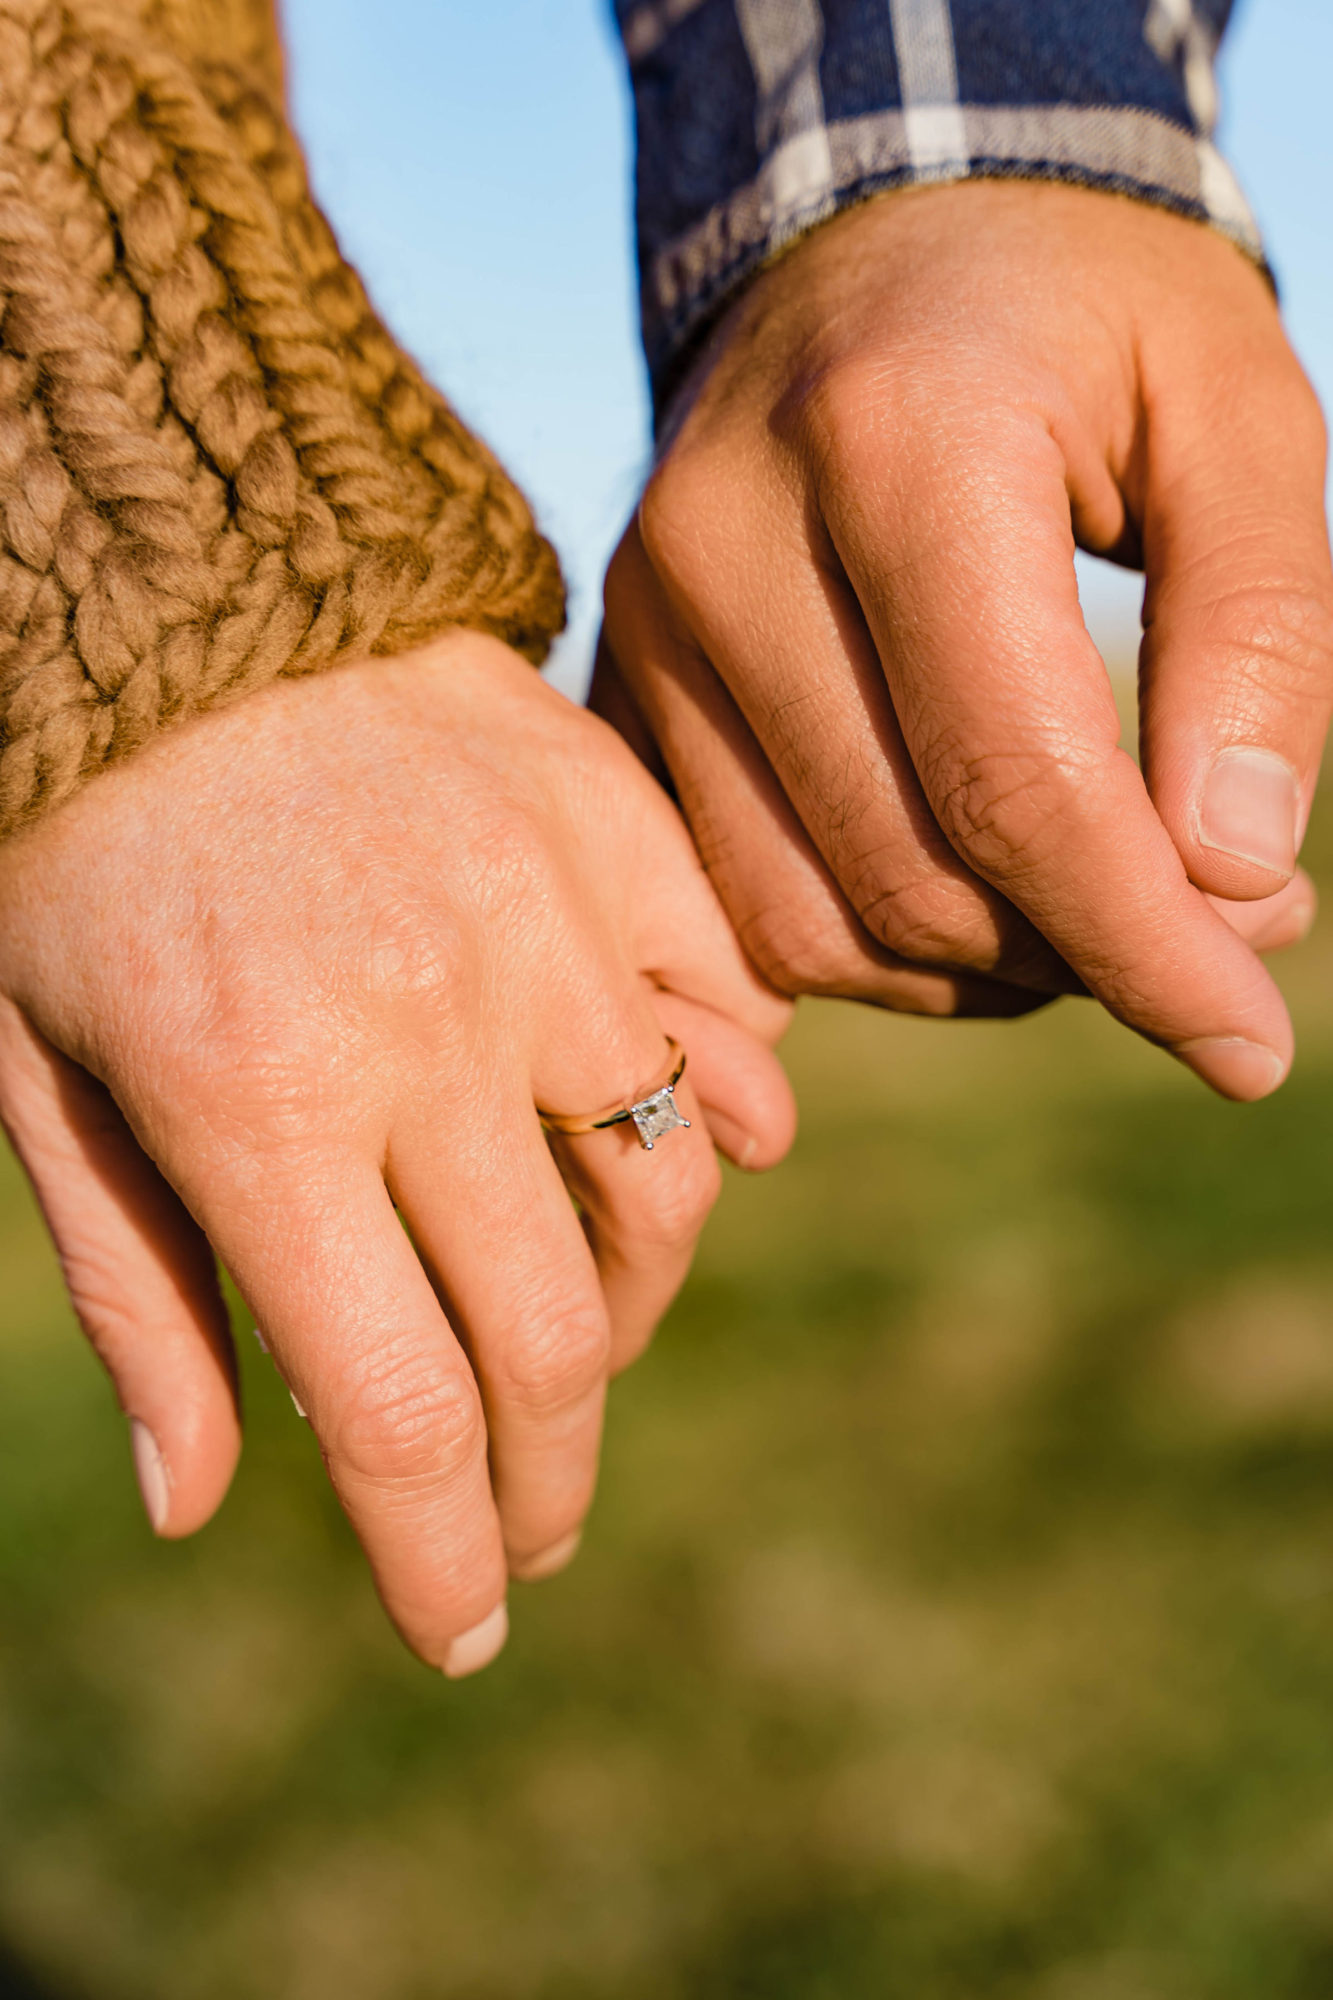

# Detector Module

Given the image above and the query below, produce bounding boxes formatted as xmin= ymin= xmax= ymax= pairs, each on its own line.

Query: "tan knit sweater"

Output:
xmin=0 ymin=0 xmax=566 ymax=837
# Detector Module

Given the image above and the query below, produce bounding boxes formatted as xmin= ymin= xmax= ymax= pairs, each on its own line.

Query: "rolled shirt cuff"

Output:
xmin=617 ymin=0 xmax=1263 ymax=411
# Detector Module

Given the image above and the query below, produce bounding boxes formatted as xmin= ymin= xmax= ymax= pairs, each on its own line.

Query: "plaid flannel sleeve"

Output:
xmin=613 ymin=0 xmax=1261 ymax=408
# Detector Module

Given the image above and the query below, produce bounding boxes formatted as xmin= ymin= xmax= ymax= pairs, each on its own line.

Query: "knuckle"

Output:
xmin=737 ymin=899 xmax=853 ymax=996
xmin=800 ymin=352 xmax=887 ymax=446
xmin=798 ymin=360 xmax=891 ymax=497
xmin=1268 ymin=363 xmax=1330 ymax=462
xmin=637 ymin=446 xmax=719 ymax=591
xmin=929 ymin=745 xmax=1082 ymax=882
xmin=350 ymin=897 xmax=472 ymax=1016
xmin=148 ymin=1017 xmax=343 ymax=1171
xmin=798 ymin=351 xmax=952 ymax=492
xmin=629 ymin=1143 xmax=722 ymax=1253
xmin=497 ymin=1306 xmax=611 ymax=1419
xmin=737 ymin=889 xmax=924 ymax=999
xmin=851 ymin=867 xmax=992 ymax=967
xmin=1201 ymin=582 xmax=1333 ymax=713
xmin=333 ymin=1348 xmax=485 ymax=1493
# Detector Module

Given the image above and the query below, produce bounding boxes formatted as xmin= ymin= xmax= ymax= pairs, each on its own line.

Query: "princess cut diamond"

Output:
xmin=629 ymin=1086 xmax=690 ymax=1150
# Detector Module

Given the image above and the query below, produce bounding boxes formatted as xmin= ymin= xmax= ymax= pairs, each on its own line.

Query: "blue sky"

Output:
xmin=281 ymin=0 xmax=1333 ymax=690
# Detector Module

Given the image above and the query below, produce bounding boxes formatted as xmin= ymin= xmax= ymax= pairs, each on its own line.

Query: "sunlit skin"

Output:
xmin=597 ymin=182 xmax=1333 ymax=1099
xmin=0 ymin=635 xmax=795 ymax=1674
xmin=0 ymin=185 xmax=1324 ymax=1683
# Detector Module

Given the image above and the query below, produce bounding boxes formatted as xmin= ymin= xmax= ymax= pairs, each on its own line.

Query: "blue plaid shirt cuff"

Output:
xmin=613 ymin=0 xmax=1261 ymax=410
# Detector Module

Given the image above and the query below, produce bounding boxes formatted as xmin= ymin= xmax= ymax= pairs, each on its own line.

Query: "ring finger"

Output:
xmin=536 ymin=984 xmax=724 ymax=1375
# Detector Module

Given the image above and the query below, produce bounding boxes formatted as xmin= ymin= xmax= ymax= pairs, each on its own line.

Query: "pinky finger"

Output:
xmin=649 ymin=988 xmax=798 ymax=1173
xmin=0 ymin=1002 xmax=241 ymax=1537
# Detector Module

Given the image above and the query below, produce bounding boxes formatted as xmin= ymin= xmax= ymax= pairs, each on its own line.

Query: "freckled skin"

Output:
xmin=0 ymin=632 xmax=796 ymax=1673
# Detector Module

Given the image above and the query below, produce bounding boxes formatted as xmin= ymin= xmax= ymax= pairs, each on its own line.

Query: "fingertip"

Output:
xmin=705 ymin=1112 xmax=761 ymax=1170
xmin=509 ymin=1528 xmax=582 ymax=1582
xmin=1172 ymin=1035 xmax=1290 ymax=1102
xmin=1209 ymin=868 xmax=1318 ymax=954
xmin=703 ymin=1091 xmax=798 ymax=1173
xmin=441 ymin=1602 xmax=509 ymax=1680
xmin=1255 ymin=888 xmax=1318 ymax=953
xmin=128 ymin=1396 xmax=241 ymax=1539
xmin=130 ymin=1418 xmax=171 ymax=1535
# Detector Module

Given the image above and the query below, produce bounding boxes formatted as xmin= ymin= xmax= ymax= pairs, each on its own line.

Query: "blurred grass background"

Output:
xmin=3 ymin=769 xmax=1333 ymax=1999
xmin=0 ymin=3 xmax=1330 ymax=1994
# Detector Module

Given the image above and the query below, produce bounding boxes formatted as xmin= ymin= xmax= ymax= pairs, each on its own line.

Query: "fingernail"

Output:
xmin=130 ymin=1418 xmax=170 ymax=1534
xmin=1174 ymin=1037 xmax=1287 ymax=1101
xmin=442 ymin=1603 xmax=509 ymax=1680
xmin=1199 ymin=747 xmax=1299 ymax=877
xmin=510 ymin=1530 xmax=582 ymax=1582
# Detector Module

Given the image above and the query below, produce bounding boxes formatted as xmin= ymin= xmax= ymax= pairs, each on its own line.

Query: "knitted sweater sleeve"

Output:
xmin=0 ymin=0 xmax=565 ymax=838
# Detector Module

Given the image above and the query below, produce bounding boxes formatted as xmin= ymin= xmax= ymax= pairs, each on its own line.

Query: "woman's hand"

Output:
xmin=0 ymin=634 xmax=795 ymax=1675
xmin=597 ymin=182 xmax=1332 ymax=1096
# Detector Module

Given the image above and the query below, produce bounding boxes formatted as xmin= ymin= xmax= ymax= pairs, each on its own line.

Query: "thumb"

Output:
xmin=1137 ymin=321 xmax=1333 ymax=900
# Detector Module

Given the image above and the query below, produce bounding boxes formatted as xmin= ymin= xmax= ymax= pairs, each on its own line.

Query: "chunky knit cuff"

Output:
xmin=0 ymin=0 xmax=566 ymax=838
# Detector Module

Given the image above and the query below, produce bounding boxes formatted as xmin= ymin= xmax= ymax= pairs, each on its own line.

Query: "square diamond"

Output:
xmin=630 ymin=1086 xmax=689 ymax=1150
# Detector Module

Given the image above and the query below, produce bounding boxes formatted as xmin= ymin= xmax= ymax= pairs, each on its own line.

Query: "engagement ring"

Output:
xmin=539 ymin=1039 xmax=690 ymax=1151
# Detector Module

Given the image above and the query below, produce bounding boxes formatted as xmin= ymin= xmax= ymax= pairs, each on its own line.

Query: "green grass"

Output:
xmin=5 ymin=818 xmax=1333 ymax=1998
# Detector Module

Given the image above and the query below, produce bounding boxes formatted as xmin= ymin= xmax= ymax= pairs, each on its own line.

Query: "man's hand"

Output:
xmin=0 ymin=636 xmax=794 ymax=1673
xmin=597 ymin=182 xmax=1333 ymax=1098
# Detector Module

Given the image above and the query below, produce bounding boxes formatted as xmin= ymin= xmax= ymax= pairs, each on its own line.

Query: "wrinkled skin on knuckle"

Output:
xmin=331 ymin=1345 xmax=486 ymax=1496
xmin=736 ymin=895 xmax=861 ymax=998
xmin=1169 ymin=580 xmax=1333 ymax=724
xmin=849 ymin=865 xmax=1001 ymax=970
xmin=781 ymin=359 xmax=899 ymax=525
xmin=451 ymin=734 xmax=642 ymax=968
xmin=342 ymin=883 xmax=477 ymax=1030
xmin=495 ymin=1305 xmax=610 ymax=1421
xmin=143 ymin=1020 xmax=360 ymax=1191
xmin=458 ymin=803 xmax=565 ymax=946
xmin=928 ymin=743 xmax=1090 ymax=886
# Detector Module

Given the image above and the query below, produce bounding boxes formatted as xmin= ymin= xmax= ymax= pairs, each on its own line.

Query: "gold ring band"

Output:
xmin=539 ymin=1039 xmax=690 ymax=1151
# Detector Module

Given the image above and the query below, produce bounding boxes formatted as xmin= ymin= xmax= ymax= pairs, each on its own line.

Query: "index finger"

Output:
xmin=823 ymin=413 xmax=1294 ymax=1099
